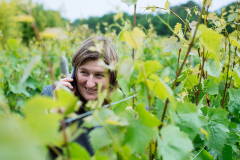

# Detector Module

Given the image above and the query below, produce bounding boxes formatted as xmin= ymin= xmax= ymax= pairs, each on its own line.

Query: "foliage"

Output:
xmin=1 ymin=0 xmax=240 ymax=160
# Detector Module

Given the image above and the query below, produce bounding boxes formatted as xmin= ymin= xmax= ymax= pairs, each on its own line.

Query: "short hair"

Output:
xmin=71 ymin=36 xmax=119 ymax=93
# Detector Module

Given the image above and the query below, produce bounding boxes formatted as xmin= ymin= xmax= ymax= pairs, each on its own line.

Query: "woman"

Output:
xmin=41 ymin=36 xmax=119 ymax=156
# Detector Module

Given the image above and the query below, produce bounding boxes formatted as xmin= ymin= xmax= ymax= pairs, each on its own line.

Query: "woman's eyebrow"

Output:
xmin=79 ymin=67 xmax=104 ymax=74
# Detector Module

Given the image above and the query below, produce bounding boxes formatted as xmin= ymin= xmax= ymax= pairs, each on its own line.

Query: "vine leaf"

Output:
xmin=205 ymin=108 xmax=229 ymax=152
xmin=220 ymin=145 xmax=233 ymax=160
xmin=110 ymin=88 xmax=125 ymax=114
xmin=204 ymin=59 xmax=222 ymax=78
xmin=124 ymin=27 xmax=146 ymax=50
xmin=172 ymin=102 xmax=207 ymax=140
xmin=163 ymin=36 xmax=181 ymax=53
xmin=157 ymin=125 xmax=193 ymax=160
xmin=230 ymin=37 xmax=240 ymax=48
xmin=121 ymin=110 xmax=155 ymax=154
xmin=66 ymin=142 xmax=90 ymax=160
xmin=199 ymin=25 xmax=223 ymax=68
xmin=228 ymin=88 xmax=240 ymax=116
xmin=164 ymin=0 xmax=170 ymax=14
xmin=89 ymin=127 xmax=112 ymax=152
xmin=206 ymin=79 xmax=218 ymax=95
xmin=118 ymin=58 xmax=134 ymax=82
xmin=147 ymin=74 xmax=176 ymax=109
xmin=121 ymin=0 xmax=137 ymax=7
xmin=195 ymin=149 xmax=214 ymax=160
xmin=23 ymin=96 xmax=63 ymax=145
xmin=136 ymin=104 xmax=161 ymax=127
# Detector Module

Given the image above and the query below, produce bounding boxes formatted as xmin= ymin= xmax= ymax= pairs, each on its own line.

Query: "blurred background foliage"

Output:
xmin=0 ymin=0 xmax=237 ymax=46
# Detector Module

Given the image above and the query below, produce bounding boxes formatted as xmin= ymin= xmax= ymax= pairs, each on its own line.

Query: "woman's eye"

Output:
xmin=81 ymin=71 xmax=88 ymax=75
xmin=96 ymin=74 xmax=104 ymax=78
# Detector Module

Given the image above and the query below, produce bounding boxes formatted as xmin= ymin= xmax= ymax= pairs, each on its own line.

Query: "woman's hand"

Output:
xmin=55 ymin=74 xmax=76 ymax=94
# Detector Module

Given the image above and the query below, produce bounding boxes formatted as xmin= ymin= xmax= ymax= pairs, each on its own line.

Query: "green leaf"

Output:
xmin=228 ymin=88 xmax=240 ymax=116
xmin=230 ymin=37 xmax=240 ymax=48
xmin=227 ymin=132 xmax=240 ymax=145
xmin=110 ymin=88 xmax=126 ymax=114
xmin=83 ymin=108 xmax=114 ymax=128
xmin=206 ymin=79 xmax=218 ymax=95
xmin=199 ymin=25 xmax=223 ymax=68
xmin=19 ymin=56 xmax=41 ymax=84
xmin=144 ymin=60 xmax=163 ymax=76
xmin=55 ymin=89 xmax=80 ymax=115
xmin=121 ymin=110 xmax=155 ymax=154
xmin=221 ymin=145 xmax=233 ymax=160
xmin=9 ymin=84 xmax=30 ymax=97
xmin=124 ymin=121 xmax=155 ymax=154
xmin=228 ymin=13 xmax=238 ymax=22
xmin=204 ymin=59 xmax=222 ymax=78
xmin=157 ymin=125 xmax=193 ymax=160
xmin=147 ymin=74 xmax=176 ymax=109
xmin=90 ymin=127 xmax=112 ymax=152
xmin=172 ymin=102 xmax=207 ymax=140
xmin=163 ymin=36 xmax=181 ymax=53
xmin=233 ymin=66 xmax=240 ymax=86
xmin=8 ymin=39 xmax=18 ymax=51
xmin=205 ymin=108 xmax=229 ymax=152
xmin=0 ymin=117 xmax=45 ymax=160
xmin=213 ymin=94 xmax=222 ymax=108
xmin=195 ymin=149 xmax=214 ymax=160
xmin=67 ymin=142 xmax=90 ymax=160
xmin=118 ymin=58 xmax=134 ymax=82
xmin=136 ymin=103 xmax=161 ymax=127
xmin=121 ymin=0 xmax=138 ymax=7
xmin=183 ymin=73 xmax=199 ymax=89
xmin=23 ymin=96 xmax=63 ymax=145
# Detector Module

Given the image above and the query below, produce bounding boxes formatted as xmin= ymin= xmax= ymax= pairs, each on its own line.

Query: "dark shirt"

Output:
xmin=40 ymin=85 xmax=94 ymax=156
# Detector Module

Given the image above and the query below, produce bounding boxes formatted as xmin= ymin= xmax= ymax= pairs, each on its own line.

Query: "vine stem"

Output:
xmin=170 ymin=10 xmax=191 ymax=33
xmin=158 ymin=0 xmax=206 ymax=130
xmin=176 ymin=48 xmax=181 ymax=77
xmin=196 ymin=48 xmax=205 ymax=106
xmin=26 ymin=7 xmax=55 ymax=88
xmin=221 ymin=39 xmax=231 ymax=108
xmin=61 ymin=120 xmax=70 ymax=159
xmin=104 ymin=69 xmax=111 ymax=110
xmin=132 ymin=3 xmax=137 ymax=109
xmin=147 ymin=6 xmax=191 ymax=33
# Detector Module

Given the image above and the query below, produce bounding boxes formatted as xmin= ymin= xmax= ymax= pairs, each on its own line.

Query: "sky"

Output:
xmin=32 ymin=0 xmax=238 ymax=21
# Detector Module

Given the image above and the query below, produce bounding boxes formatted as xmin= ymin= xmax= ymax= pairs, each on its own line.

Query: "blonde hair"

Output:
xmin=72 ymin=36 xmax=119 ymax=93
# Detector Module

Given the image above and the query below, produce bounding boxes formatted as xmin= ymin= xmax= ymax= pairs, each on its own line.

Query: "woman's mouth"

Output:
xmin=85 ymin=87 xmax=97 ymax=92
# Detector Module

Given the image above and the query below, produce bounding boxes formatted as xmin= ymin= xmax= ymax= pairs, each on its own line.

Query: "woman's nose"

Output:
xmin=86 ymin=76 xmax=96 ymax=88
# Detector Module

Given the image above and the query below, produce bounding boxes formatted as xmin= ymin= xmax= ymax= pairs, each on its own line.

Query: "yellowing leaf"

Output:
xmin=124 ymin=27 xmax=146 ymax=50
xmin=165 ymin=0 xmax=170 ymax=14
xmin=41 ymin=27 xmax=67 ymax=40
xmin=144 ymin=60 xmax=163 ymax=76
xmin=105 ymin=115 xmax=128 ymax=126
xmin=199 ymin=25 xmax=223 ymax=68
xmin=147 ymin=74 xmax=176 ymax=109
xmin=118 ymin=58 xmax=134 ymax=82
xmin=230 ymin=37 xmax=240 ymax=48
xmin=200 ymin=128 xmax=209 ymax=140
xmin=174 ymin=23 xmax=182 ymax=34
xmin=15 ymin=14 xmax=35 ymax=23
xmin=114 ymin=12 xmax=123 ymax=21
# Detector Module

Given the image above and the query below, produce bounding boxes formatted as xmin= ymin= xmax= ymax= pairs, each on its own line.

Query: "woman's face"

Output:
xmin=76 ymin=59 xmax=109 ymax=101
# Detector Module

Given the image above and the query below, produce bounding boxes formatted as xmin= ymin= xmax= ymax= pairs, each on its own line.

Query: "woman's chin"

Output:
xmin=83 ymin=95 xmax=98 ymax=101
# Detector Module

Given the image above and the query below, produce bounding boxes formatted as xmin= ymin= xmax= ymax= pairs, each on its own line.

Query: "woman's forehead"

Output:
xmin=79 ymin=59 xmax=104 ymax=72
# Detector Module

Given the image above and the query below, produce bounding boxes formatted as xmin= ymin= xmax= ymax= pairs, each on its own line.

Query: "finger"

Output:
xmin=59 ymin=77 xmax=74 ymax=83
xmin=60 ymin=81 xmax=74 ymax=89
